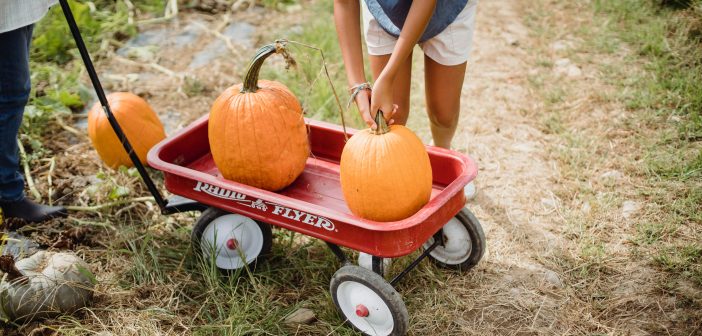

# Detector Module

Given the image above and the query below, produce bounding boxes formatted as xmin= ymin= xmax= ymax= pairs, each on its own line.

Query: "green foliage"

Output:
xmin=31 ymin=0 xmax=139 ymax=64
xmin=32 ymin=1 xmax=98 ymax=63
xmin=132 ymin=0 xmax=167 ymax=13
xmin=22 ymin=61 xmax=87 ymax=141
xmin=22 ymin=0 xmax=164 ymax=155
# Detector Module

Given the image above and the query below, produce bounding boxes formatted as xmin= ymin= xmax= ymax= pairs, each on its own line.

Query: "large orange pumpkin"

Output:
xmin=87 ymin=92 xmax=166 ymax=169
xmin=208 ymin=43 xmax=309 ymax=191
xmin=340 ymin=112 xmax=433 ymax=222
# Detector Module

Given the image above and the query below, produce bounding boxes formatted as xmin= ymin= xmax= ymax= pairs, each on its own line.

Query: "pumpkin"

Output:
xmin=0 ymin=251 xmax=95 ymax=322
xmin=88 ymin=92 xmax=166 ymax=169
xmin=340 ymin=112 xmax=433 ymax=222
xmin=208 ymin=43 xmax=309 ymax=191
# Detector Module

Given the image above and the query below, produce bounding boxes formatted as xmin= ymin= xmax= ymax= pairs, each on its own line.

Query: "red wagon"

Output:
xmin=60 ymin=0 xmax=486 ymax=334
xmin=147 ymin=115 xmax=485 ymax=335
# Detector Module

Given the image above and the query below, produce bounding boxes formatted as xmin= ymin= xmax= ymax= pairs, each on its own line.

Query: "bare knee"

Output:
xmin=426 ymin=102 xmax=460 ymax=129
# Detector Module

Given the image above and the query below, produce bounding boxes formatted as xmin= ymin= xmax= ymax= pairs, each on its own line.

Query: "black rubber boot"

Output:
xmin=0 ymin=198 xmax=67 ymax=224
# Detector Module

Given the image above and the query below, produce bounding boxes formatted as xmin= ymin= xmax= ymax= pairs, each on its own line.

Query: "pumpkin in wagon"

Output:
xmin=88 ymin=92 xmax=166 ymax=169
xmin=208 ymin=42 xmax=309 ymax=191
xmin=340 ymin=112 xmax=433 ymax=222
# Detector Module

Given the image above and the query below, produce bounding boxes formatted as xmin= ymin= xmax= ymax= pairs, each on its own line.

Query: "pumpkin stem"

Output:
xmin=241 ymin=40 xmax=295 ymax=93
xmin=0 ymin=255 xmax=26 ymax=283
xmin=374 ymin=110 xmax=390 ymax=135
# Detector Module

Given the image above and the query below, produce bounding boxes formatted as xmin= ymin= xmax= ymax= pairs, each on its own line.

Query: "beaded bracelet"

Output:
xmin=347 ymin=82 xmax=372 ymax=109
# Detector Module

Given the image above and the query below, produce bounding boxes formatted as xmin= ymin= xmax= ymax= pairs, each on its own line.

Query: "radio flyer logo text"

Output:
xmin=193 ymin=181 xmax=336 ymax=232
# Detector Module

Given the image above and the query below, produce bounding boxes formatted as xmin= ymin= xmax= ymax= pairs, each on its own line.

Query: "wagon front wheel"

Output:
xmin=330 ymin=265 xmax=408 ymax=336
xmin=191 ymin=207 xmax=272 ymax=274
xmin=423 ymin=207 xmax=485 ymax=271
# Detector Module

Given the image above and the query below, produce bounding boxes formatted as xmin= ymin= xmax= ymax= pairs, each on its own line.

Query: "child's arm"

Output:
xmin=371 ymin=0 xmax=436 ymax=120
xmin=334 ymin=0 xmax=374 ymax=128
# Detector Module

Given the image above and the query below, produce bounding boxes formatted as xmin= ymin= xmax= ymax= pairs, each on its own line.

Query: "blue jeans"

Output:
xmin=0 ymin=25 xmax=33 ymax=203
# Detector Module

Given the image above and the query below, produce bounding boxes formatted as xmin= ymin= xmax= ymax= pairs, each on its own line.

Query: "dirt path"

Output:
xmin=407 ymin=0 xmax=692 ymax=334
xmin=404 ymin=0 xmax=578 ymax=333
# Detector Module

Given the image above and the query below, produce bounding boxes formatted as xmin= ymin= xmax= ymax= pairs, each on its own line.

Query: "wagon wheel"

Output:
xmin=191 ymin=207 xmax=272 ymax=274
xmin=423 ymin=207 xmax=485 ymax=271
xmin=330 ymin=265 xmax=409 ymax=336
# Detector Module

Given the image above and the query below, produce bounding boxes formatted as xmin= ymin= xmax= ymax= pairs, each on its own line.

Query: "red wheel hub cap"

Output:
xmin=355 ymin=304 xmax=369 ymax=317
xmin=226 ymin=238 xmax=239 ymax=250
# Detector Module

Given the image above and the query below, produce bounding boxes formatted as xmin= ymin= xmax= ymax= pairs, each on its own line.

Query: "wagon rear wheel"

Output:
xmin=191 ymin=207 xmax=272 ymax=274
xmin=330 ymin=265 xmax=409 ymax=336
xmin=423 ymin=207 xmax=485 ymax=271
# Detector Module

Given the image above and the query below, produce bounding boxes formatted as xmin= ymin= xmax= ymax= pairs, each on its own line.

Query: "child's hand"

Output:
xmin=370 ymin=76 xmax=397 ymax=128
xmin=354 ymin=89 xmax=375 ymax=129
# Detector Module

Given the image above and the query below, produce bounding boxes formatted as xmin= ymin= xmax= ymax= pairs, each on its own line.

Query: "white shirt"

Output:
xmin=0 ymin=0 xmax=58 ymax=34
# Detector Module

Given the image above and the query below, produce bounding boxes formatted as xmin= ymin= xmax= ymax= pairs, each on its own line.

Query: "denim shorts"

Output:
xmin=362 ymin=0 xmax=478 ymax=66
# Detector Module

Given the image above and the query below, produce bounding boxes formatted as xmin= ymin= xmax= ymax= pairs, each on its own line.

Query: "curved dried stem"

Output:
xmin=282 ymin=39 xmax=349 ymax=141
xmin=0 ymin=255 xmax=26 ymax=283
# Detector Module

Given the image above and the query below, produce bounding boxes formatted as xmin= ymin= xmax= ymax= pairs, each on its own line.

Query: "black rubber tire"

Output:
xmin=426 ymin=207 xmax=486 ymax=272
xmin=330 ymin=265 xmax=409 ymax=336
xmin=191 ymin=207 xmax=272 ymax=274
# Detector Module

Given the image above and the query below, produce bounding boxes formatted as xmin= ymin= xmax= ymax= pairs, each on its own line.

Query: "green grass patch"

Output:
xmin=592 ymin=0 xmax=702 ymax=136
xmin=593 ymin=0 xmax=702 ymax=290
xmin=655 ymin=244 xmax=702 ymax=286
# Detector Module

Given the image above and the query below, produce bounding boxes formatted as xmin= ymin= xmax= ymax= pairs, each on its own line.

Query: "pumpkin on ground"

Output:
xmin=340 ymin=112 xmax=433 ymax=222
xmin=88 ymin=92 xmax=166 ymax=169
xmin=0 ymin=251 xmax=95 ymax=322
xmin=209 ymin=42 xmax=309 ymax=191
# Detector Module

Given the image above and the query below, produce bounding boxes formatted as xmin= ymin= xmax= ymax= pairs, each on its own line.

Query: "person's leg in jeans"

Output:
xmin=0 ymin=24 xmax=66 ymax=224
xmin=0 ymin=25 xmax=33 ymax=202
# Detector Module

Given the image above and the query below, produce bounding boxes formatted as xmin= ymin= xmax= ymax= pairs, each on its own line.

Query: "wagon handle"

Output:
xmin=59 ymin=0 xmax=169 ymax=211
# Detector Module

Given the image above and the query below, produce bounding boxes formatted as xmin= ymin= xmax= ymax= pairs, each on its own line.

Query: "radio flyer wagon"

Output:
xmin=59 ymin=1 xmax=486 ymax=335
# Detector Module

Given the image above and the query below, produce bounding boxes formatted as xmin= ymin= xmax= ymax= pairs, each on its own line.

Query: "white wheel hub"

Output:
xmin=200 ymin=214 xmax=263 ymax=270
xmin=424 ymin=217 xmax=472 ymax=264
xmin=336 ymin=281 xmax=394 ymax=336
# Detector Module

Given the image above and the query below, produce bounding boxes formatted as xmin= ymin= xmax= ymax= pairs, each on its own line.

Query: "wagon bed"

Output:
xmin=147 ymin=115 xmax=477 ymax=258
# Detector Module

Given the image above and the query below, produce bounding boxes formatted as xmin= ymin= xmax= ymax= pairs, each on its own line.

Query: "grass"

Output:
xmin=596 ymin=0 xmax=702 ymax=289
xmin=593 ymin=0 xmax=702 ymax=136
xmin=523 ymin=0 xmax=702 ymax=333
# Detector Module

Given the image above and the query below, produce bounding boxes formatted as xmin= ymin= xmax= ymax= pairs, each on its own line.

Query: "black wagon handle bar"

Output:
xmin=58 ymin=0 xmax=168 ymax=211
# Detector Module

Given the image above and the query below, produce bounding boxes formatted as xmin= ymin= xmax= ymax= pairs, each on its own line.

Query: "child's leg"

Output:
xmin=369 ymin=52 xmax=413 ymax=125
xmin=424 ymin=56 xmax=467 ymax=149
